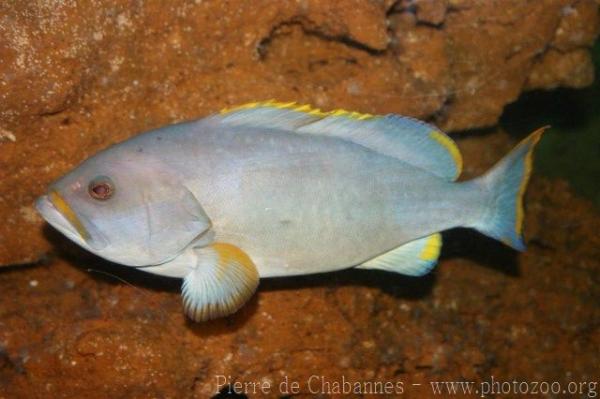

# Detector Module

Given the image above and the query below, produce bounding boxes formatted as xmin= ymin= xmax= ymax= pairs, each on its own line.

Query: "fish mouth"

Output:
xmin=35 ymin=191 xmax=107 ymax=250
xmin=48 ymin=189 xmax=91 ymax=241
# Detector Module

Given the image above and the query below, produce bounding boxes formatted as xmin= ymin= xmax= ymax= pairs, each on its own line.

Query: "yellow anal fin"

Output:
xmin=357 ymin=233 xmax=442 ymax=277
xmin=182 ymin=243 xmax=259 ymax=322
xmin=419 ymin=233 xmax=442 ymax=262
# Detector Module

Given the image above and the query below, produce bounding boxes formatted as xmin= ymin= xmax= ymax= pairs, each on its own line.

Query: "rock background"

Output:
xmin=0 ymin=1 xmax=599 ymax=398
xmin=1 ymin=0 xmax=599 ymax=266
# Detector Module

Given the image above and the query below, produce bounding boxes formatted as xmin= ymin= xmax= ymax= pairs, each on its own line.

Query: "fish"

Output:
xmin=35 ymin=101 xmax=546 ymax=322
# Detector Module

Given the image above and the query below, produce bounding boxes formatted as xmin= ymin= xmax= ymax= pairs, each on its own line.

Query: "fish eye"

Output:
xmin=88 ymin=176 xmax=114 ymax=201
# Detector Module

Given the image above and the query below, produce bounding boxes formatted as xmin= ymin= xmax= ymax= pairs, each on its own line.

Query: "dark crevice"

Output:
xmin=0 ymin=349 xmax=25 ymax=375
xmin=415 ymin=19 xmax=445 ymax=29
xmin=257 ymin=1 xmax=453 ymax=63
xmin=256 ymin=18 xmax=387 ymax=61
xmin=38 ymin=107 xmax=68 ymax=118
xmin=428 ymin=93 xmax=456 ymax=126
xmin=387 ymin=0 xmax=416 ymax=16
xmin=387 ymin=0 xmax=447 ymax=29
xmin=307 ymin=56 xmax=358 ymax=71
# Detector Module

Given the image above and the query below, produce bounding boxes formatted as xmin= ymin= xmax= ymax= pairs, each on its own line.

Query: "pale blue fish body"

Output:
xmin=36 ymin=101 xmax=544 ymax=321
xmin=130 ymin=119 xmax=480 ymax=277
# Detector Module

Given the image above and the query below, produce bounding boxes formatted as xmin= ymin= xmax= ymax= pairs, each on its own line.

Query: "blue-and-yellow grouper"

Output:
xmin=36 ymin=101 xmax=546 ymax=322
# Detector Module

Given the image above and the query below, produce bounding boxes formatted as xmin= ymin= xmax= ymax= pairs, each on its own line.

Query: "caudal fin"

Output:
xmin=472 ymin=127 xmax=548 ymax=251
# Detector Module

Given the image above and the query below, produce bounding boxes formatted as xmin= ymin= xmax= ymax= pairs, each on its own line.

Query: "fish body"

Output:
xmin=36 ymin=101 xmax=545 ymax=321
xmin=131 ymin=121 xmax=477 ymax=277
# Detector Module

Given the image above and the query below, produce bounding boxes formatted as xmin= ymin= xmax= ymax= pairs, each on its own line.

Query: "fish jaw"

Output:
xmin=35 ymin=193 xmax=108 ymax=251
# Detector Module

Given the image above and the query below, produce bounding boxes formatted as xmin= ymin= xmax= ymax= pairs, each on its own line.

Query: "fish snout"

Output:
xmin=35 ymin=191 xmax=108 ymax=251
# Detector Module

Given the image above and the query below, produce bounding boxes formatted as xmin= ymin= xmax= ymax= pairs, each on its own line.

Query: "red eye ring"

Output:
xmin=88 ymin=177 xmax=114 ymax=201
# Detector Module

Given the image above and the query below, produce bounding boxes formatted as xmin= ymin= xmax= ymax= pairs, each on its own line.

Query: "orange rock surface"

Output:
xmin=1 ymin=0 xmax=598 ymax=266
xmin=0 ymin=2 xmax=599 ymax=397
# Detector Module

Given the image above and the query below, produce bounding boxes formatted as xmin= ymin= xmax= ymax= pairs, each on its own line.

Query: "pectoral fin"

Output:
xmin=182 ymin=243 xmax=259 ymax=322
xmin=357 ymin=233 xmax=442 ymax=276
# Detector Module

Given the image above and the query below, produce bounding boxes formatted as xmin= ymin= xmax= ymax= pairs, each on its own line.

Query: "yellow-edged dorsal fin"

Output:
xmin=220 ymin=99 xmax=374 ymax=120
xmin=218 ymin=101 xmax=462 ymax=180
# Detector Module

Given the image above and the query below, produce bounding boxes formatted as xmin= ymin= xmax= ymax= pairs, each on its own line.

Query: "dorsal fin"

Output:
xmin=218 ymin=101 xmax=462 ymax=180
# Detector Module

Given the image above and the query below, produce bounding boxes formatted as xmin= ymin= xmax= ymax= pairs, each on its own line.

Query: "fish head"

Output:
xmin=36 ymin=147 xmax=211 ymax=266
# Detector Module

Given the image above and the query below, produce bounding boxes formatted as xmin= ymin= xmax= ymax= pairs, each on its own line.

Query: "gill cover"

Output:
xmin=115 ymin=155 xmax=212 ymax=266
xmin=141 ymin=179 xmax=211 ymax=265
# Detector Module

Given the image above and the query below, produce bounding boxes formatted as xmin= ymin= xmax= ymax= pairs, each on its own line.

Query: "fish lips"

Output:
xmin=35 ymin=192 xmax=109 ymax=251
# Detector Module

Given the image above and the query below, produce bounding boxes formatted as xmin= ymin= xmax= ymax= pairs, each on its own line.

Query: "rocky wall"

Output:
xmin=1 ymin=0 xmax=598 ymax=266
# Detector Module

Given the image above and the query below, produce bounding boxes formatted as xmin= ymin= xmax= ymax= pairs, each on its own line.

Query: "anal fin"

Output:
xmin=182 ymin=243 xmax=259 ymax=322
xmin=357 ymin=233 xmax=442 ymax=277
